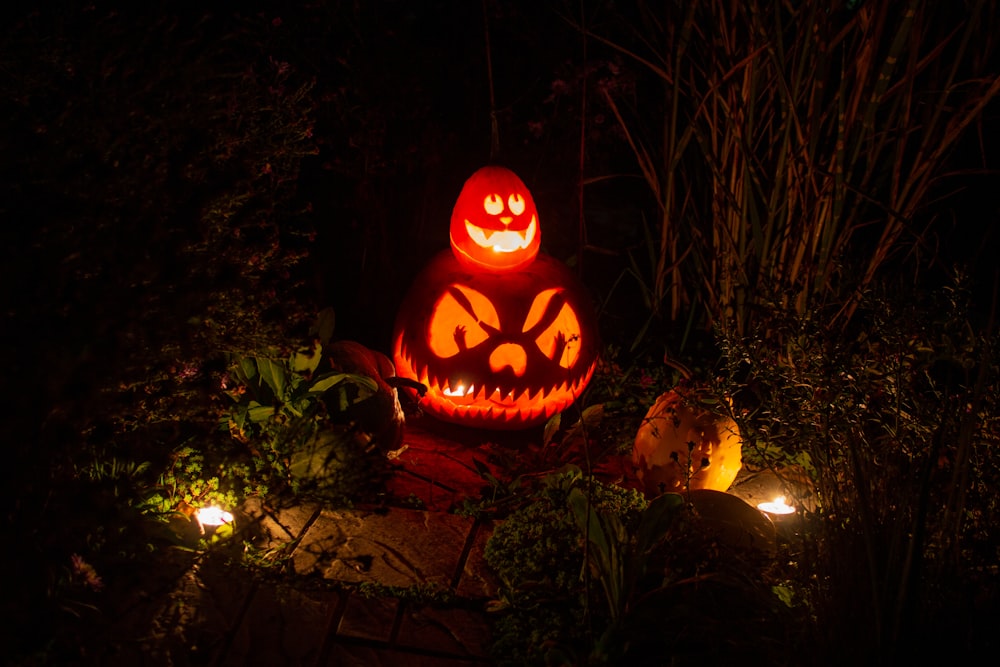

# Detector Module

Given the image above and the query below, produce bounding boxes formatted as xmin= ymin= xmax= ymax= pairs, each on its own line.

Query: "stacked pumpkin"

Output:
xmin=392 ymin=166 xmax=598 ymax=429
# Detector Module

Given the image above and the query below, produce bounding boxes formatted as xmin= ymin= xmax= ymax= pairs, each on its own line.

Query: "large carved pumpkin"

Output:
xmin=449 ymin=166 xmax=541 ymax=273
xmin=393 ymin=250 xmax=598 ymax=429
xmin=633 ymin=387 xmax=742 ymax=495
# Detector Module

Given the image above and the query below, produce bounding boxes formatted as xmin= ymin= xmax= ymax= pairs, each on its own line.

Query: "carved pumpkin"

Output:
xmin=393 ymin=250 xmax=598 ymax=429
xmin=633 ymin=387 xmax=743 ymax=495
xmin=449 ymin=165 xmax=541 ymax=273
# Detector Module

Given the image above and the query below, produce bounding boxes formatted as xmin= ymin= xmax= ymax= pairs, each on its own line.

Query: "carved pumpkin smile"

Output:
xmin=463 ymin=216 xmax=537 ymax=253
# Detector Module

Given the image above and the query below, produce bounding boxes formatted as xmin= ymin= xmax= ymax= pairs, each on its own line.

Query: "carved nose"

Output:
xmin=489 ymin=343 xmax=527 ymax=376
xmin=500 ymin=216 xmax=513 ymax=225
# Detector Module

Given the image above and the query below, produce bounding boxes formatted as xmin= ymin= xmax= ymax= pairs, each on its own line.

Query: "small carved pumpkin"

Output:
xmin=393 ymin=250 xmax=598 ymax=429
xmin=633 ymin=387 xmax=742 ymax=495
xmin=449 ymin=165 xmax=541 ymax=272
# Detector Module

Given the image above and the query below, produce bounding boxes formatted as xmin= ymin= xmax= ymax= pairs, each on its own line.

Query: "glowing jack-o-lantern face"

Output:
xmin=393 ymin=252 xmax=598 ymax=429
xmin=449 ymin=166 xmax=541 ymax=272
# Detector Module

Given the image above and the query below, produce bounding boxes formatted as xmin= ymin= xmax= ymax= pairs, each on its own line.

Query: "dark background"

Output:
xmin=1 ymin=1 xmax=999 ymax=661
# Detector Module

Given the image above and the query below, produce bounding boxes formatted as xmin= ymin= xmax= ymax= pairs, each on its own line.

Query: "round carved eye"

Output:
xmin=508 ymin=193 xmax=525 ymax=216
xmin=483 ymin=194 xmax=504 ymax=216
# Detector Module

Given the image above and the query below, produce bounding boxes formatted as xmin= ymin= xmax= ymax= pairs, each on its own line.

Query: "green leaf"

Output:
xmin=568 ymin=487 xmax=626 ymax=620
xmin=772 ymin=584 xmax=796 ymax=607
xmin=290 ymin=340 xmax=322 ymax=374
xmin=308 ymin=372 xmax=352 ymax=394
xmin=239 ymin=357 xmax=259 ymax=384
xmin=579 ymin=403 xmax=604 ymax=427
xmin=256 ymin=357 xmax=287 ymax=399
xmin=542 ymin=412 xmax=561 ymax=446
xmin=309 ymin=373 xmax=378 ymax=406
xmin=310 ymin=307 xmax=337 ymax=346
xmin=247 ymin=404 xmax=275 ymax=422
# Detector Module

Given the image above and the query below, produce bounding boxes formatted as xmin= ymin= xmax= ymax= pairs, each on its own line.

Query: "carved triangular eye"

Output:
xmin=522 ymin=288 xmax=583 ymax=368
xmin=483 ymin=194 xmax=504 ymax=215
xmin=427 ymin=284 xmax=501 ymax=358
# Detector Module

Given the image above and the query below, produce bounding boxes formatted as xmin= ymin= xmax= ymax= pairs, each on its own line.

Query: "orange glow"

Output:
xmin=449 ymin=166 xmax=541 ymax=272
xmin=427 ymin=285 xmax=499 ymax=358
xmin=757 ymin=496 xmax=796 ymax=515
xmin=395 ymin=328 xmax=596 ymax=427
xmin=525 ymin=289 xmax=582 ymax=368
xmin=394 ymin=164 xmax=598 ymax=430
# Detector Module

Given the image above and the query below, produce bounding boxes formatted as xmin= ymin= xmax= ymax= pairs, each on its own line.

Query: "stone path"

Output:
xmin=86 ymin=417 xmax=808 ymax=665
xmin=93 ymin=419 xmax=508 ymax=666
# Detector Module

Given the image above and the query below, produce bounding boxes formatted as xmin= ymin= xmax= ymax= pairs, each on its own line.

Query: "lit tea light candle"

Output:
xmin=757 ymin=496 xmax=796 ymax=517
xmin=195 ymin=506 xmax=234 ymax=534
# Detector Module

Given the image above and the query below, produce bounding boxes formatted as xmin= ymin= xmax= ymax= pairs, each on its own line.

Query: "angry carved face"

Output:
xmin=393 ymin=252 xmax=597 ymax=429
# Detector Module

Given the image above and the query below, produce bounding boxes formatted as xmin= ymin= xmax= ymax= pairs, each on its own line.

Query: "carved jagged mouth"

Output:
xmin=465 ymin=217 xmax=537 ymax=253
xmin=394 ymin=336 xmax=594 ymax=427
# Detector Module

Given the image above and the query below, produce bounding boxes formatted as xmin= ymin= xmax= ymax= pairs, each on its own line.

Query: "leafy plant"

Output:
xmin=221 ymin=343 xmax=386 ymax=504
xmin=484 ymin=466 xmax=648 ymax=665
xmin=485 ymin=464 xmax=795 ymax=665
xmin=715 ymin=279 xmax=1000 ymax=663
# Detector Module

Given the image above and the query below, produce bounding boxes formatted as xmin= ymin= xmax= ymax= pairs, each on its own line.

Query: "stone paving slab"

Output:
xmin=323 ymin=640 xmax=489 ymax=666
xmin=292 ymin=508 xmax=476 ymax=589
xmin=335 ymin=594 xmax=400 ymax=642
xmin=219 ymin=583 xmax=340 ymax=667
xmin=454 ymin=519 xmax=500 ymax=599
xmin=395 ymin=604 xmax=492 ymax=657
xmin=385 ymin=421 xmax=503 ymax=512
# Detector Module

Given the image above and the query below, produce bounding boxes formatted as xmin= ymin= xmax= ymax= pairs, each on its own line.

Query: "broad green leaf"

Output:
xmin=542 ymin=413 xmax=561 ymax=446
xmin=239 ymin=357 xmax=258 ymax=383
xmin=310 ymin=372 xmax=378 ymax=402
xmin=308 ymin=372 xmax=352 ymax=394
xmin=247 ymin=404 xmax=275 ymax=422
xmin=568 ymin=487 xmax=625 ymax=620
xmin=289 ymin=340 xmax=322 ymax=374
xmin=579 ymin=403 xmax=604 ymax=427
xmin=256 ymin=357 xmax=287 ymax=399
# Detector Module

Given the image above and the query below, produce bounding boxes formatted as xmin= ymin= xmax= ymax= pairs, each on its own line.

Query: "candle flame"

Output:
xmin=196 ymin=506 xmax=234 ymax=527
xmin=757 ymin=496 xmax=796 ymax=515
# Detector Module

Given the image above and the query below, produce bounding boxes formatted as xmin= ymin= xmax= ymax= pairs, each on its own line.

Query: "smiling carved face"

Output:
xmin=449 ymin=166 xmax=541 ymax=272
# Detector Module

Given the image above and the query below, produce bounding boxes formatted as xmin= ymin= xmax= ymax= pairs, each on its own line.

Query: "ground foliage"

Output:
xmin=714 ymin=278 xmax=1000 ymax=664
xmin=0 ymin=2 xmax=997 ymax=665
xmin=0 ymin=5 xmax=320 ymax=660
